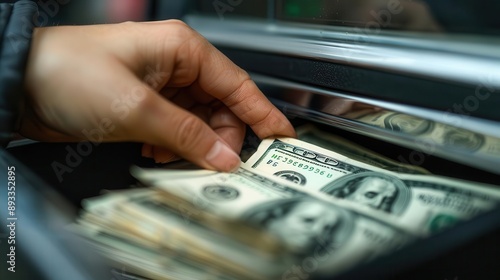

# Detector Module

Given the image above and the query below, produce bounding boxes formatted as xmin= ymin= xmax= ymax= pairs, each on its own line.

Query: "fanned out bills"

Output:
xmin=72 ymin=189 xmax=284 ymax=280
xmin=243 ymin=137 xmax=500 ymax=235
xmin=130 ymin=167 xmax=412 ymax=278
xmin=71 ymin=126 xmax=500 ymax=279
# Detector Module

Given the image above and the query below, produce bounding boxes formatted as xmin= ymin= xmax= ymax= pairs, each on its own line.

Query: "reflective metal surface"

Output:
xmin=186 ymin=15 xmax=500 ymax=88
xmin=252 ymin=73 xmax=500 ymax=175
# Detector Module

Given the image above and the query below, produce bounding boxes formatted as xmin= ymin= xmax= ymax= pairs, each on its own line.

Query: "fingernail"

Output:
xmin=206 ymin=140 xmax=240 ymax=172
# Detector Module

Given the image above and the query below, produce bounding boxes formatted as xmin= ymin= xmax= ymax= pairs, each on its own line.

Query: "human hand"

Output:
xmin=21 ymin=20 xmax=296 ymax=172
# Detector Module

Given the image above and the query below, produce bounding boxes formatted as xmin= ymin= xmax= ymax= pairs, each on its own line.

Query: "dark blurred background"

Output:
xmin=35 ymin=0 xmax=500 ymax=35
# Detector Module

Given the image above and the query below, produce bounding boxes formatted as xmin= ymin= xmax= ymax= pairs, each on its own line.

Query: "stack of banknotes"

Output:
xmin=70 ymin=125 xmax=500 ymax=280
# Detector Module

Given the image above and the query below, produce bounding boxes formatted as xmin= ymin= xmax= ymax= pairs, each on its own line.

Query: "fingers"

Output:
xmin=190 ymin=40 xmax=296 ymax=139
xmin=209 ymin=105 xmax=246 ymax=153
xmin=142 ymin=143 xmax=180 ymax=164
xmin=152 ymin=146 xmax=179 ymax=163
xmin=141 ymin=20 xmax=296 ymax=139
xmin=141 ymin=105 xmax=245 ymax=166
xmin=119 ymin=20 xmax=297 ymax=171
xmin=126 ymin=82 xmax=241 ymax=172
xmin=141 ymin=143 xmax=153 ymax=158
xmin=195 ymin=49 xmax=296 ymax=139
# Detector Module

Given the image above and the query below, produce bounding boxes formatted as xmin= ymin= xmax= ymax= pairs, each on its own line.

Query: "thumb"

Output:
xmin=128 ymin=87 xmax=241 ymax=172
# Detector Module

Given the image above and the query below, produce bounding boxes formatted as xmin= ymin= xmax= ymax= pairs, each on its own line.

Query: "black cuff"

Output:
xmin=0 ymin=0 xmax=38 ymax=146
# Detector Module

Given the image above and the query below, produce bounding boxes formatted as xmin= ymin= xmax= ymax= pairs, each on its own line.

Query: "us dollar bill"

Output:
xmin=242 ymin=137 xmax=500 ymax=235
xmin=70 ymin=221 xmax=237 ymax=280
xmin=296 ymin=124 xmax=431 ymax=174
xmin=342 ymin=110 xmax=500 ymax=156
xmin=77 ymin=189 xmax=285 ymax=280
xmin=132 ymin=167 xmax=412 ymax=277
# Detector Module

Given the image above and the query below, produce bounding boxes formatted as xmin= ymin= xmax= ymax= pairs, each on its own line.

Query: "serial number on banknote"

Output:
xmin=266 ymin=153 xmax=341 ymax=179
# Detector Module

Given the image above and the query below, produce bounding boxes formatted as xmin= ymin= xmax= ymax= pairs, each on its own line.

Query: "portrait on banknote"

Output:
xmin=384 ymin=113 xmax=434 ymax=136
xmin=321 ymin=172 xmax=411 ymax=214
xmin=443 ymin=127 xmax=485 ymax=152
xmin=243 ymin=197 xmax=354 ymax=255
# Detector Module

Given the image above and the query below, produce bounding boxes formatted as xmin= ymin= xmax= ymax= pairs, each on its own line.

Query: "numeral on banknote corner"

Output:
xmin=266 ymin=160 xmax=279 ymax=167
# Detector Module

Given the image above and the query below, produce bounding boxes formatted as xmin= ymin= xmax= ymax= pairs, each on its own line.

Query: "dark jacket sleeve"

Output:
xmin=0 ymin=0 xmax=37 ymax=147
